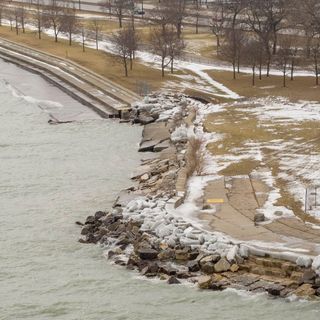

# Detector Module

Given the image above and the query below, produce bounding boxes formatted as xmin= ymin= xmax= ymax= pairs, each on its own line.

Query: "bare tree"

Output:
xmin=14 ymin=8 xmax=20 ymax=35
xmin=4 ymin=7 xmax=14 ymax=31
xmin=151 ymin=0 xmax=172 ymax=30
xmin=100 ymin=0 xmax=113 ymax=17
xmin=62 ymin=5 xmax=78 ymax=46
xmin=220 ymin=29 xmax=244 ymax=79
xmin=111 ymin=26 xmax=139 ymax=76
xmin=246 ymin=0 xmax=274 ymax=77
xmin=210 ymin=0 xmax=227 ymax=51
xmin=0 ymin=1 xmax=9 ymax=27
xmin=45 ymin=0 xmax=65 ymax=42
xmin=260 ymin=0 xmax=288 ymax=55
xmin=242 ymin=39 xmax=262 ymax=86
xmin=17 ymin=6 xmax=27 ymax=34
xmin=169 ymin=0 xmax=186 ymax=39
xmin=150 ymin=25 xmax=176 ymax=77
xmin=33 ymin=0 xmax=45 ymax=39
xmin=294 ymin=0 xmax=320 ymax=58
xmin=104 ymin=0 xmax=131 ymax=28
xmin=276 ymin=37 xmax=293 ymax=87
xmin=193 ymin=0 xmax=200 ymax=34
xmin=155 ymin=0 xmax=187 ymax=38
xmin=81 ymin=25 xmax=86 ymax=52
xmin=310 ymin=39 xmax=320 ymax=86
xmin=168 ymin=30 xmax=185 ymax=73
xmin=89 ymin=19 xmax=103 ymax=50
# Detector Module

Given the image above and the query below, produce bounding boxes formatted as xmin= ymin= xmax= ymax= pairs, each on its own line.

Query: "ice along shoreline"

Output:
xmin=78 ymin=92 xmax=320 ymax=300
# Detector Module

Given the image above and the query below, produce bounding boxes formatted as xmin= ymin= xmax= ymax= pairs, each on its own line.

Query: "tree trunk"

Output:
xmin=123 ymin=56 xmax=128 ymax=77
xmin=38 ymin=20 xmax=41 ymax=39
xmin=69 ymin=32 xmax=72 ymax=46
xmin=273 ymin=31 xmax=277 ymax=55
xmin=316 ymin=59 xmax=319 ymax=86
xmin=232 ymin=62 xmax=236 ymax=80
xmin=252 ymin=65 xmax=255 ymax=86
xmin=131 ymin=13 xmax=135 ymax=30
xmin=119 ymin=15 xmax=122 ymax=28
xmin=259 ymin=61 xmax=262 ymax=80
xmin=130 ymin=53 xmax=133 ymax=70
xmin=161 ymin=57 xmax=165 ymax=77
xmin=171 ymin=58 xmax=174 ymax=73
xmin=15 ymin=17 xmax=19 ymax=35
xmin=96 ymin=32 xmax=98 ymax=50
xmin=306 ymin=36 xmax=311 ymax=58
xmin=21 ymin=17 xmax=25 ymax=33
xmin=196 ymin=15 xmax=198 ymax=34
xmin=283 ymin=64 xmax=286 ymax=87
xmin=82 ymin=29 xmax=85 ymax=52
xmin=177 ymin=21 xmax=182 ymax=39
xmin=54 ymin=25 xmax=58 ymax=42
xmin=291 ymin=60 xmax=294 ymax=81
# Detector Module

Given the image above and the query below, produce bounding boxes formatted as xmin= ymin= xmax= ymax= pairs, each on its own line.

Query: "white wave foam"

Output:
xmin=2 ymin=79 xmax=63 ymax=109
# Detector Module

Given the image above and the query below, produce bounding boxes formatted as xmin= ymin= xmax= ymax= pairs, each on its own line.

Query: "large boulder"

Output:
xmin=167 ymin=276 xmax=181 ymax=285
xmin=158 ymin=248 xmax=175 ymax=261
xmin=199 ymin=254 xmax=221 ymax=266
xmin=158 ymin=264 xmax=178 ymax=276
xmin=141 ymin=262 xmax=159 ymax=276
xmin=137 ymin=248 xmax=159 ymax=260
xmin=201 ymin=262 xmax=215 ymax=275
xmin=267 ymin=284 xmax=285 ymax=297
xmin=175 ymin=248 xmax=190 ymax=261
xmin=198 ymin=276 xmax=212 ymax=289
xmin=300 ymin=269 xmax=316 ymax=284
xmin=187 ymin=260 xmax=200 ymax=272
xmin=254 ymin=213 xmax=265 ymax=223
xmin=293 ymin=284 xmax=316 ymax=297
xmin=214 ymin=258 xmax=231 ymax=273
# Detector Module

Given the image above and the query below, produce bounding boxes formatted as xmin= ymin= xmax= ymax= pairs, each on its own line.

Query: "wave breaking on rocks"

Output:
xmin=78 ymin=93 xmax=320 ymax=300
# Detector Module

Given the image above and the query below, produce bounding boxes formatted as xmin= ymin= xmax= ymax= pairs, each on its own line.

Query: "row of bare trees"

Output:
xmin=209 ymin=0 xmax=320 ymax=86
xmin=110 ymin=0 xmax=186 ymax=77
xmin=2 ymin=0 xmax=320 ymax=84
xmin=1 ymin=0 xmax=105 ymax=50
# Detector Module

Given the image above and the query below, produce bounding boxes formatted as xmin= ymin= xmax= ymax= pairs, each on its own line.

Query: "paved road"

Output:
xmin=11 ymin=0 xmax=213 ymax=28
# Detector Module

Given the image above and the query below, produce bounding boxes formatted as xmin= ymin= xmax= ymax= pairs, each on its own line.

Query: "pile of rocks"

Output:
xmin=131 ymin=93 xmax=189 ymax=124
xmin=78 ymin=208 xmax=320 ymax=299
xmin=79 ymin=93 xmax=320 ymax=300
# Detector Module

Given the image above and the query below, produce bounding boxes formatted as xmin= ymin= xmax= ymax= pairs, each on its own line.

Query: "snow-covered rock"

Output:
xmin=312 ymin=255 xmax=320 ymax=274
xmin=296 ymin=256 xmax=313 ymax=268
xmin=171 ymin=125 xmax=188 ymax=143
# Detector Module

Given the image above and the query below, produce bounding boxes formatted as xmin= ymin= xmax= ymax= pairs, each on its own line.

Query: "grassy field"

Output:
xmin=0 ymin=25 xmax=176 ymax=93
xmin=204 ymin=99 xmax=320 ymax=223
xmin=208 ymin=70 xmax=320 ymax=102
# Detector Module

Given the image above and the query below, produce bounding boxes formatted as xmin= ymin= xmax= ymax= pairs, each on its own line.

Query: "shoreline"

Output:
xmin=79 ymin=92 xmax=320 ymax=300
xmin=2 ymin=36 xmax=319 ymax=301
xmin=0 ymin=37 xmax=138 ymax=119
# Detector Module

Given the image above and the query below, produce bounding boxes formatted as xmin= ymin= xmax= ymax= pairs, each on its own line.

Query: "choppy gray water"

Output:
xmin=0 ymin=59 xmax=319 ymax=320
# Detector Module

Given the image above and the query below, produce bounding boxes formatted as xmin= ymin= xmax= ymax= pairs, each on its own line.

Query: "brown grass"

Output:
xmin=0 ymin=25 xmax=177 ymax=93
xmin=208 ymin=70 xmax=320 ymax=102
xmin=204 ymin=102 xmax=320 ymax=222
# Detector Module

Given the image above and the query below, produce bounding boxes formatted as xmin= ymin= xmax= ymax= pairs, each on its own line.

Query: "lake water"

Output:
xmin=0 ymin=59 xmax=319 ymax=320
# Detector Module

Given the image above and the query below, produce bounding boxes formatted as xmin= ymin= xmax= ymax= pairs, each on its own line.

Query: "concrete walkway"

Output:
xmin=0 ymin=37 xmax=140 ymax=118
xmin=201 ymin=176 xmax=320 ymax=256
